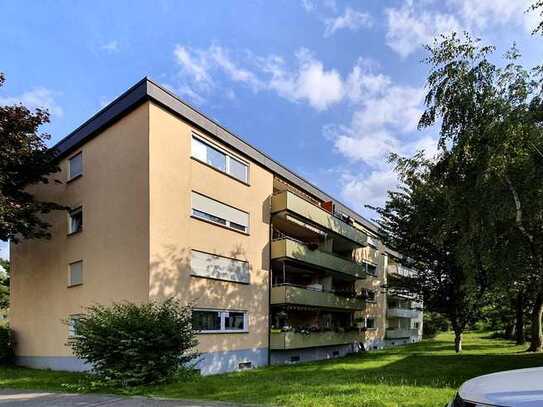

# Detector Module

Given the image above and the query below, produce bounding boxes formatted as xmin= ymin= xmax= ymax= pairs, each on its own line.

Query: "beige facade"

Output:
xmin=10 ymin=78 xmax=421 ymax=375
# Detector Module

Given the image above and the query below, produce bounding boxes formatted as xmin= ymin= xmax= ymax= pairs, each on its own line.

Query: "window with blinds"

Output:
xmin=191 ymin=250 xmax=250 ymax=283
xmin=191 ymin=192 xmax=249 ymax=233
xmin=68 ymin=260 xmax=83 ymax=287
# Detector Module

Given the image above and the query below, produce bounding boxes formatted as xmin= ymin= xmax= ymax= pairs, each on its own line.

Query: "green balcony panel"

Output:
xmin=271 ymin=285 xmax=364 ymax=310
xmin=270 ymin=331 xmax=362 ymax=350
xmin=271 ymin=191 xmax=368 ymax=246
xmin=387 ymin=308 xmax=421 ymax=319
xmin=271 ymin=238 xmax=366 ymax=279
xmin=385 ymin=328 xmax=419 ymax=339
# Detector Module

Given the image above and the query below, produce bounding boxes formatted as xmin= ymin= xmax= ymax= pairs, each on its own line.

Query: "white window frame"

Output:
xmin=365 ymin=316 xmax=377 ymax=330
xmin=192 ymin=309 xmax=248 ymax=334
xmin=68 ymin=314 xmax=83 ymax=337
xmin=68 ymin=260 xmax=83 ymax=287
xmin=191 ymin=135 xmax=249 ymax=183
xmin=67 ymin=206 xmax=83 ymax=235
xmin=68 ymin=152 xmax=83 ymax=180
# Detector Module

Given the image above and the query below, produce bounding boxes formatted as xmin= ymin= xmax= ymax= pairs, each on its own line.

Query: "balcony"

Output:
xmin=271 ymin=284 xmax=364 ymax=310
xmin=385 ymin=328 xmax=419 ymax=339
xmin=387 ymin=308 xmax=421 ymax=319
xmin=271 ymin=238 xmax=366 ymax=279
xmin=271 ymin=191 xmax=367 ymax=246
xmin=270 ymin=330 xmax=361 ymax=350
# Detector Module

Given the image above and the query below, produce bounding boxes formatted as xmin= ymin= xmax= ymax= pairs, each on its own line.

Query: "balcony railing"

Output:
xmin=271 ymin=191 xmax=367 ymax=246
xmin=270 ymin=330 xmax=361 ymax=350
xmin=271 ymin=284 xmax=364 ymax=310
xmin=271 ymin=238 xmax=366 ymax=279
xmin=385 ymin=328 xmax=419 ymax=339
xmin=387 ymin=308 xmax=421 ymax=319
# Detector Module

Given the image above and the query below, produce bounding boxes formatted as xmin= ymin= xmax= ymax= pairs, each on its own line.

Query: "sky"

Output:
xmin=1 ymin=0 xmax=542 ymax=260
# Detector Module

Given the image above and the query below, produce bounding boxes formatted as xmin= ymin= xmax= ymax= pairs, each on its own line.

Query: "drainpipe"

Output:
xmin=267 ymin=222 xmax=273 ymax=367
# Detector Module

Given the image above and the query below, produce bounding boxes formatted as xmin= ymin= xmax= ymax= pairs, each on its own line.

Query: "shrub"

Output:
xmin=0 ymin=325 xmax=14 ymax=364
xmin=67 ymin=298 xmax=198 ymax=386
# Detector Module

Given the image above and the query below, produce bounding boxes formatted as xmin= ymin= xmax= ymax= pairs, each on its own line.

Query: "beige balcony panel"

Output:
xmin=271 ymin=285 xmax=364 ymax=310
xmin=271 ymin=191 xmax=368 ymax=246
xmin=270 ymin=331 xmax=362 ymax=350
xmin=387 ymin=308 xmax=421 ymax=319
xmin=385 ymin=328 xmax=419 ymax=339
xmin=271 ymin=238 xmax=366 ymax=279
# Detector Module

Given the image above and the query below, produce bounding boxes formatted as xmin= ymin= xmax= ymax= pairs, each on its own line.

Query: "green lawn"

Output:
xmin=1 ymin=332 xmax=542 ymax=407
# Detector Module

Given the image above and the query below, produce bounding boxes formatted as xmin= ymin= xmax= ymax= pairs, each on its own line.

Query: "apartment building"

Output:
xmin=10 ymin=78 xmax=422 ymax=375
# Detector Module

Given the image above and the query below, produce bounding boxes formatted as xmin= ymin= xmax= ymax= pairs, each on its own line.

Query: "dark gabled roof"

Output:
xmin=52 ymin=77 xmax=380 ymax=235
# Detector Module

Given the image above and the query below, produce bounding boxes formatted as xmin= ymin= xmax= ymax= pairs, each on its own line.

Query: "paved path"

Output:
xmin=0 ymin=389 xmax=246 ymax=407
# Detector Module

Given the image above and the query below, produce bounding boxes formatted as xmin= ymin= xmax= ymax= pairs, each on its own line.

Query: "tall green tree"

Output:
xmin=417 ymin=34 xmax=543 ymax=352
xmin=0 ymin=73 xmax=64 ymax=243
xmin=372 ymin=152 xmax=485 ymax=352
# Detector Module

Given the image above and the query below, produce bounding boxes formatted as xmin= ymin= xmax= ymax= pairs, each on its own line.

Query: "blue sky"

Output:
xmin=1 ymin=0 xmax=542 ymax=260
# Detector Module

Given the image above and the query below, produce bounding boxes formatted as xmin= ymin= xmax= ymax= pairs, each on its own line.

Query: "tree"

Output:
xmin=417 ymin=34 xmax=543 ymax=352
xmin=0 ymin=259 xmax=8 ymax=310
xmin=371 ymin=153 xmax=485 ymax=352
xmin=0 ymin=73 xmax=64 ymax=243
xmin=67 ymin=299 xmax=198 ymax=386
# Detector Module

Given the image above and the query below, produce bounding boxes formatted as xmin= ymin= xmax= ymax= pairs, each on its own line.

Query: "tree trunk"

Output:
xmin=454 ymin=330 xmax=463 ymax=353
xmin=527 ymin=292 xmax=543 ymax=352
xmin=515 ymin=292 xmax=525 ymax=345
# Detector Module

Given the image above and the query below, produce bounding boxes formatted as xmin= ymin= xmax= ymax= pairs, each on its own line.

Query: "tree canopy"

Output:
xmin=0 ymin=73 xmax=64 ymax=243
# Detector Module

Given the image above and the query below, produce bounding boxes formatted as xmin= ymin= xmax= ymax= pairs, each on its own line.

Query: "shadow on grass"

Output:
xmin=143 ymin=344 xmax=543 ymax=405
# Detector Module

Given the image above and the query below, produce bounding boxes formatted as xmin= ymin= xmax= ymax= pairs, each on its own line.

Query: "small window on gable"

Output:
xmin=69 ymin=260 xmax=83 ymax=287
xmin=68 ymin=207 xmax=83 ymax=234
xmin=68 ymin=152 xmax=83 ymax=180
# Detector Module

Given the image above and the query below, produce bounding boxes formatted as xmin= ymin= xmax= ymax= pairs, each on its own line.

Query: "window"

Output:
xmin=68 ymin=207 xmax=83 ymax=234
xmin=365 ymin=263 xmax=377 ymax=276
xmin=191 ymin=250 xmax=250 ymax=283
xmin=68 ymin=260 xmax=83 ymax=286
xmin=365 ymin=289 xmax=376 ymax=302
xmin=68 ymin=152 xmax=83 ymax=180
xmin=366 ymin=317 xmax=376 ymax=330
xmin=192 ymin=310 xmax=248 ymax=333
xmin=191 ymin=192 xmax=249 ymax=233
xmin=191 ymin=136 xmax=249 ymax=183
xmin=68 ymin=314 xmax=83 ymax=336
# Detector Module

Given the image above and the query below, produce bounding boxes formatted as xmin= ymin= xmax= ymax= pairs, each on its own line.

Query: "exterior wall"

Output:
xmin=355 ymin=241 xmax=387 ymax=350
xmin=270 ymin=344 xmax=354 ymax=365
xmin=148 ymin=102 xmax=273 ymax=374
xmin=10 ymin=103 xmax=151 ymax=364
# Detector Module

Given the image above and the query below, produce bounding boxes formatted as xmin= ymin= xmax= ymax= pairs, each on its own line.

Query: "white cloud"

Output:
xmin=100 ymin=40 xmax=119 ymax=53
xmin=301 ymin=0 xmax=315 ymax=12
xmin=0 ymin=88 xmax=63 ymax=117
xmin=385 ymin=2 xmax=463 ymax=58
xmin=385 ymin=0 xmax=539 ymax=58
xmin=341 ymin=167 xmax=398 ymax=214
xmin=323 ymin=7 xmax=373 ymax=37
xmin=263 ymin=49 xmax=345 ymax=110
xmin=450 ymin=0 xmax=537 ymax=32
xmin=173 ymin=45 xmax=346 ymax=111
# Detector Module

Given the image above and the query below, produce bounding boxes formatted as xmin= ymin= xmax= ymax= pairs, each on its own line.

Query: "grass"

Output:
xmin=1 ymin=332 xmax=542 ymax=407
